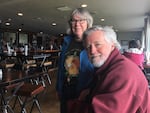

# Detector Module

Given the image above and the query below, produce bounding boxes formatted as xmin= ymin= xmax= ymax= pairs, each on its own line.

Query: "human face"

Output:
xmin=85 ymin=30 xmax=115 ymax=68
xmin=71 ymin=14 xmax=88 ymax=42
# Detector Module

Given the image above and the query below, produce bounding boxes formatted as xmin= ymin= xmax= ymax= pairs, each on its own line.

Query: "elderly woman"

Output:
xmin=56 ymin=8 xmax=94 ymax=113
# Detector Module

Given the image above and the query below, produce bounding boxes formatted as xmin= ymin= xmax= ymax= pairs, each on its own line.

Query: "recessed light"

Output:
xmin=37 ymin=17 xmax=41 ymax=20
xmin=100 ymin=18 xmax=105 ymax=22
xmin=81 ymin=4 xmax=88 ymax=8
xmin=17 ymin=12 xmax=23 ymax=16
xmin=40 ymin=31 xmax=43 ymax=34
xmin=5 ymin=22 xmax=10 ymax=26
xmin=52 ymin=23 xmax=56 ymax=26
xmin=60 ymin=33 xmax=64 ymax=36
xmin=8 ymin=18 xmax=12 ymax=21
xmin=19 ymin=28 xmax=22 ymax=31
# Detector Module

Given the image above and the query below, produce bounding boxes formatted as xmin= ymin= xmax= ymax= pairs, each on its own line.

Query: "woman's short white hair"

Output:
xmin=67 ymin=8 xmax=93 ymax=34
xmin=83 ymin=25 xmax=121 ymax=50
xmin=70 ymin=8 xmax=93 ymax=28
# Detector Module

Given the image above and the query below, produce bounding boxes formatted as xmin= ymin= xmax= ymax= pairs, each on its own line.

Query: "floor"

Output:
xmin=5 ymin=69 xmax=60 ymax=113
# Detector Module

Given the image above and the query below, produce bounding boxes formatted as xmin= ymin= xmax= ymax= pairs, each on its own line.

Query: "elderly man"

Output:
xmin=79 ymin=25 xmax=150 ymax=113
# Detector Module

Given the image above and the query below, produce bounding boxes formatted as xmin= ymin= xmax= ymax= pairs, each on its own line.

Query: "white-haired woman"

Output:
xmin=56 ymin=8 xmax=94 ymax=113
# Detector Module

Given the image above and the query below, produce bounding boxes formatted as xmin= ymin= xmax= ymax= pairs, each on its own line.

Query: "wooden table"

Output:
xmin=29 ymin=49 xmax=61 ymax=54
xmin=0 ymin=69 xmax=45 ymax=87
xmin=0 ymin=52 xmax=52 ymax=70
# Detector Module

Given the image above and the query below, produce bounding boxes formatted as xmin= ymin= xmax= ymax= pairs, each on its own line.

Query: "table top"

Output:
xmin=30 ymin=49 xmax=61 ymax=53
xmin=0 ymin=69 xmax=44 ymax=88
xmin=1 ymin=49 xmax=61 ymax=56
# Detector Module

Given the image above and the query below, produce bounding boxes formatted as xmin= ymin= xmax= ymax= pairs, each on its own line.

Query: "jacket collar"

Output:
xmin=95 ymin=48 xmax=121 ymax=75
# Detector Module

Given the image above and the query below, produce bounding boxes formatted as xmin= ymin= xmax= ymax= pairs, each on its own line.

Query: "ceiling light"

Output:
xmin=57 ymin=6 xmax=72 ymax=11
xmin=5 ymin=22 xmax=10 ymax=26
xmin=52 ymin=23 xmax=56 ymax=26
xmin=8 ymin=18 xmax=12 ymax=21
xmin=17 ymin=12 xmax=23 ymax=16
xmin=100 ymin=18 xmax=105 ymax=22
xmin=40 ymin=31 xmax=43 ymax=34
xmin=60 ymin=33 xmax=64 ymax=36
xmin=81 ymin=4 xmax=87 ymax=7
xmin=37 ymin=17 xmax=42 ymax=20
xmin=18 ymin=28 xmax=22 ymax=31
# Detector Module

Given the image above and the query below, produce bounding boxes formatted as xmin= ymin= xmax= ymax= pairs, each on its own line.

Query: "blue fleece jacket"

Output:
xmin=56 ymin=35 xmax=94 ymax=96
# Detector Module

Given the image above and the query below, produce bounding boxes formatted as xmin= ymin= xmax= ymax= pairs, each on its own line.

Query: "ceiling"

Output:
xmin=0 ymin=0 xmax=150 ymax=36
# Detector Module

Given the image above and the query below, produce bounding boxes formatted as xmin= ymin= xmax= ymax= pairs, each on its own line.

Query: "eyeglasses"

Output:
xmin=70 ymin=19 xmax=87 ymax=24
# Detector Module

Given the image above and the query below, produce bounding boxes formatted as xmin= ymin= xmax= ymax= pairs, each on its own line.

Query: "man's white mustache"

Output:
xmin=90 ymin=54 xmax=101 ymax=59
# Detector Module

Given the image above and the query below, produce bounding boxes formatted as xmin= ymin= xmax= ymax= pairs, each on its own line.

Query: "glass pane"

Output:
xmin=4 ymin=32 xmax=16 ymax=44
xmin=3 ymin=32 xmax=16 ymax=48
xmin=19 ymin=33 xmax=28 ymax=45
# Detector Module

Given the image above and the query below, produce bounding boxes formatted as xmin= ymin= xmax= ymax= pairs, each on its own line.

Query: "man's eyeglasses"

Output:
xmin=69 ymin=19 xmax=87 ymax=24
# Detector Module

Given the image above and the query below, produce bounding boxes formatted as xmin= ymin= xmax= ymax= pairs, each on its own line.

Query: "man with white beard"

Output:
xmin=78 ymin=25 xmax=150 ymax=113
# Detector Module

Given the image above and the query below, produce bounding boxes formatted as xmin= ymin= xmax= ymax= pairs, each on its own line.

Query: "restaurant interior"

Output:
xmin=0 ymin=0 xmax=150 ymax=113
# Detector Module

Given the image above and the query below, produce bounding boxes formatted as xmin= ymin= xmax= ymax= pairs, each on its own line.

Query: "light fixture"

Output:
xmin=17 ymin=12 xmax=23 ymax=16
xmin=5 ymin=22 xmax=10 ymax=26
xmin=40 ymin=31 xmax=43 ymax=34
xmin=60 ymin=33 xmax=64 ymax=36
xmin=8 ymin=18 xmax=12 ymax=21
xmin=37 ymin=17 xmax=41 ymax=20
xmin=81 ymin=4 xmax=87 ymax=8
xmin=18 ymin=28 xmax=22 ymax=31
xmin=52 ymin=23 xmax=56 ymax=26
xmin=100 ymin=18 xmax=105 ymax=22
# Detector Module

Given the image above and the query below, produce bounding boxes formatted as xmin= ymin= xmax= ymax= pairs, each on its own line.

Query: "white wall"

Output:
xmin=117 ymin=31 xmax=142 ymax=52
xmin=117 ymin=31 xmax=142 ymax=41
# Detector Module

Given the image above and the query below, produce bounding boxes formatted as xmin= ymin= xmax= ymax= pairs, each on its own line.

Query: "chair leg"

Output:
xmin=42 ymin=66 xmax=52 ymax=85
xmin=20 ymin=97 xmax=28 ymax=113
xmin=12 ymin=96 xmax=26 ymax=113
xmin=14 ymin=83 xmax=44 ymax=113
xmin=30 ymin=96 xmax=42 ymax=113
xmin=34 ymin=96 xmax=42 ymax=113
xmin=12 ymin=96 xmax=17 ymax=110
xmin=0 ymin=90 xmax=14 ymax=113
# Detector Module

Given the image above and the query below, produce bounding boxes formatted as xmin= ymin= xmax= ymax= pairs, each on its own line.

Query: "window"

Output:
xmin=19 ymin=33 xmax=28 ymax=45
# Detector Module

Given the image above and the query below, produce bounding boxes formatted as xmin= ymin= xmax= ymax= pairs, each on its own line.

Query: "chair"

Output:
xmin=5 ymin=63 xmax=15 ymax=69
xmin=41 ymin=55 xmax=59 ymax=86
xmin=41 ymin=61 xmax=52 ymax=86
xmin=0 ymin=82 xmax=23 ymax=113
xmin=0 ymin=59 xmax=15 ymax=69
xmin=23 ymin=60 xmax=37 ymax=70
xmin=13 ymin=83 xmax=45 ymax=113
xmin=46 ymin=56 xmax=58 ymax=82
xmin=35 ymin=54 xmax=52 ymax=87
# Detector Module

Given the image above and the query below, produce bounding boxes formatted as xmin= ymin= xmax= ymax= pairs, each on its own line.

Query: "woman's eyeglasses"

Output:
xmin=69 ymin=19 xmax=87 ymax=24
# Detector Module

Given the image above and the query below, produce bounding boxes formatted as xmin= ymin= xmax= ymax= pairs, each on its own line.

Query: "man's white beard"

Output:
xmin=90 ymin=55 xmax=106 ymax=68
